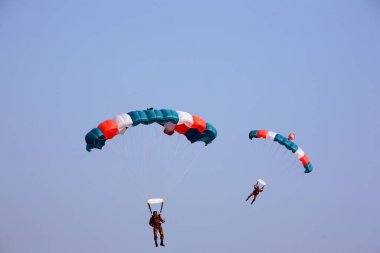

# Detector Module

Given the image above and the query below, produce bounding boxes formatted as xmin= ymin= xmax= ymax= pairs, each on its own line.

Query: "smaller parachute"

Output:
xmin=257 ymin=179 xmax=267 ymax=186
xmin=249 ymin=130 xmax=313 ymax=173
xmin=147 ymin=198 xmax=164 ymax=205
xmin=147 ymin=198 xmax=164 ymax=214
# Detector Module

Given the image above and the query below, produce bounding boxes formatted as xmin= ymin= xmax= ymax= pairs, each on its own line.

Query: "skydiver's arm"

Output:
xmin=159 ymin=215 xmax=165 ymax=223
xmin=149 ymin=217 xmax=154 ymax=227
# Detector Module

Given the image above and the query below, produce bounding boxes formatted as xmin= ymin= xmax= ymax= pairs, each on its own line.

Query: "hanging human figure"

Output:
xmin=246 ymin=180 xmax=265 ymax=205
xmin=147 ymin=198 xmax=165 ymax=247
xmin=149 ymin=211 xmax=165 ymax=247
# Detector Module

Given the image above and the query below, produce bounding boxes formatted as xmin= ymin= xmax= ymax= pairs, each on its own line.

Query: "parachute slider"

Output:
xmin=163 ymin=122 xmax=176 ymax=135
xmin=288 ymin=132 xmax=295 ymax=141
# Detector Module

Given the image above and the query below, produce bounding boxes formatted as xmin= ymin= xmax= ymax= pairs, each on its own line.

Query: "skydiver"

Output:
xmin=245 ymin=182 xmax=265 ymax=205
xmin=149 ymin=211 xmax=165 ymax=247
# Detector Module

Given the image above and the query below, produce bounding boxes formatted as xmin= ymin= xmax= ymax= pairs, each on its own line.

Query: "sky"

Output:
xmin=0 ymin=0 xmax=379 ymax=252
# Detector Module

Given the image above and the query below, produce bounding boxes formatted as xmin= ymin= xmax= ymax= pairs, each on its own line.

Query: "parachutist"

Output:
xmin=149 ymin=211 xmax=165 ymax=247
xmin=246 ymin=182 xmax=264 ymax=205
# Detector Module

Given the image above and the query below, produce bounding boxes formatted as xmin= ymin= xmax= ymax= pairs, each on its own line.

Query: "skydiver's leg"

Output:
xmin=159 ymin=226 xmax=165 ymax=246
xmin=251 ymin=195 xmax=257 ymax=205
xmin=246 ymin=193 xmax=254 ymax=201
xmin=153 ymin=227 xmax=158 ymax=247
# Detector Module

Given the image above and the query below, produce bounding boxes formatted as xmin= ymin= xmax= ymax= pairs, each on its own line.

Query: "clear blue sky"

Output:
xmin=0 ymin=0 xmax=379 ymax=252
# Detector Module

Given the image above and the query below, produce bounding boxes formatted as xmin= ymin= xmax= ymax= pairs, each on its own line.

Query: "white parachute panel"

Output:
xmin=147 ymin=198 xmax=164 ymax=204
xmin=257 ymin=179 xmax=267 ymax=186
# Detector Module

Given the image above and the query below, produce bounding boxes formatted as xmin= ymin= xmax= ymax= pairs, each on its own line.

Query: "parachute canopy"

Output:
xmin=249 ymin=130 xmax=313 ymax=173
xmin=257 ymin=179 xmax=267 ymax=186
xmin=147 ymin=198 xmax=164 ymax=204
xmin=147 ymin=198 xmax=164 ymax=214
xmin=85 ymin=108 xmax=217 ymax=151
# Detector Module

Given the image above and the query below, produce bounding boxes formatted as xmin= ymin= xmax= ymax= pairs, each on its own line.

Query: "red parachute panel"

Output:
xmin=98 ymin=120 xmax=119 ymax=139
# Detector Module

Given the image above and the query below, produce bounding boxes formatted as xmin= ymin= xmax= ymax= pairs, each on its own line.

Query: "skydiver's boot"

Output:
xmin=160 ymin=240 xmax=165 ymax=247
xmin=155 ymin=240 xmax=158 ymax=247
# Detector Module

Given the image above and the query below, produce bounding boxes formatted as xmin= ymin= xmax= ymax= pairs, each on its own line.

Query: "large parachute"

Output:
xmin=85 ymin=108 xmax=217 ymax=151
xmin=249 ymin=130 xmax=313 ymax=173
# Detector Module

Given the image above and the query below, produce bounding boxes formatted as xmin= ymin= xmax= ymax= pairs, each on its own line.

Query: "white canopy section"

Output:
xmin=295 ymin=148 xmax=305 ymax=159
xmin=114 ymin=113 xmax=133 ymax=134
xmin=176 ymin=111 xmax=193 ymax=126
xmin=266 ymin=131 xmax=277 ymax=141
xmin=147 ymin=198 xmax=164 ymax=205
xmin=257 ymin=179 xmax=267 ymax=186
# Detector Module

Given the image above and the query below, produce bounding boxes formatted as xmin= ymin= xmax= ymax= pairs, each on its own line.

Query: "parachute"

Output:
xmin=147 ymin=198 xmax=164 ymax=214
xmin=85 ymin=108 xmax=217 ymax=151
xmin=249 ymin=130 xmax=313 ymax=173
xmin=147 ymin=198 xmax=164 ymax=205
xmin=257 ymin=178 xmax=267 ymax=186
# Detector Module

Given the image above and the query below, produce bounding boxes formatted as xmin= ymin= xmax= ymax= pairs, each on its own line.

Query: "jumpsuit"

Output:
xmin=149 ymin=214 xmax=165 ymax=241
xmin=246 ymin=186 xmax=263 ymax=204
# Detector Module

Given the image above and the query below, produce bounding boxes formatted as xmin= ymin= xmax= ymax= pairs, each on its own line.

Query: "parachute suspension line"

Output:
xmin=165 ymin=147 xmax=203 ymax=197
xmin=249 ymin=141 xmax=258 ymax=173
xmin=286 ymin=149 xmax=295 ymax=162
xmin=288 ymin=158 xmax=305 ymax=176
xmin=163 ymin=134 xmax=187 ymax=176
xmin=128 ymin=131 xmax=149 ymax=199
xmin=125 ymin=130 xmax=140 ymax=184
xmin=160 ymin=134 xmax=180 ymax=175
xmin=164 ymin=141 xmax=191 ymax=187
xmin=122 ymin=127 xmax=128 ymax=160
xmin=273 ymin=142 xmax=281 ymax=158
xmin=160 ymin=202 xmax=164 ymax=214
xmin=250 ymin=141 xmax=265 ymax=176
xmin=172 ymin=133 xmax=183 ymax=157
xmin=104 ymin=144 xmax=146 ymax=199
xmin=153 ymin=124 xmax=164 ymax=173
xmin=140 ymin=126 xmax=149 ymax=200
xmin=288 ymin=152 xmax=303 ymax=173
xmin=156 ymin=138 xmax=188 ymax=196
xmin=264 ymin=139 xmax=270 ymax=153
xmin=126 ymin=133 xmax=140 ymax=181
xmin=148 ymin=203 xmax=153 ymax=215
xmin=269 ymin=140 xmax=276 ymax=155
xmin=163 ymin=141 xmax=193 ymax=189
xmin=261 ymin=142 xmax=271 ymax=176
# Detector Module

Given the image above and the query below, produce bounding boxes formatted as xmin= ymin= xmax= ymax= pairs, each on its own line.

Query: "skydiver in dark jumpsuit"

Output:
xmin=149 ymin=211 xmax=165 ymax=247
xmin=246 ymin=182 xmax=265 ymax=204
